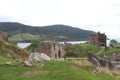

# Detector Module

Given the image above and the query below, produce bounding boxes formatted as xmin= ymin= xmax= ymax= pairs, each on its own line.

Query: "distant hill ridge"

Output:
xmin=0 ymin=22 xmax=96 ymax=41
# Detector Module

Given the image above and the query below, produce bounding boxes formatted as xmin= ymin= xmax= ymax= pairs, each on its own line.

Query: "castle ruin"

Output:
xmin=36 ymin=41 xmax=65 ymax=59
xmin=90 ymin=32 xmax=106 ymax=47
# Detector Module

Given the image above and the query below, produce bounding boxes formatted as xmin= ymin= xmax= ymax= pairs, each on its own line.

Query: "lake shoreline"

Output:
xmin=17 ymin=40 xmax=110 ymax=48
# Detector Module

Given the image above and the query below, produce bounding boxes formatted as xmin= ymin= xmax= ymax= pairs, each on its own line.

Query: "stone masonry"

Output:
xmin=36 ymin=41 xmax=65 ymax=59
xmin=90 ymin=32 xmax=106 ymax=47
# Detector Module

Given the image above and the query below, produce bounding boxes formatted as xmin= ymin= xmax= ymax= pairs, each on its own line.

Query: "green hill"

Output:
xmin=8 ymin=33 xmax=40 ymax=42
xmin=0 ymin=22 xmax=95 ymax=41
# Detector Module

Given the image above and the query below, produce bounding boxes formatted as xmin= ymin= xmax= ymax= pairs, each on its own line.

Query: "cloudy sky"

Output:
xmin=0 ymin=0 xmax=120 ymax=40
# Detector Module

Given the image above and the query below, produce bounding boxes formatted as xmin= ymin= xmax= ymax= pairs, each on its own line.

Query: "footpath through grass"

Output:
xmin=0 ymin=60 xmax=119 ymax=80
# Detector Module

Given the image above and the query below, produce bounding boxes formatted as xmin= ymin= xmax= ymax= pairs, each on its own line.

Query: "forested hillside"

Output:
xmin=0 ymin=22 xmax=96 ymax=41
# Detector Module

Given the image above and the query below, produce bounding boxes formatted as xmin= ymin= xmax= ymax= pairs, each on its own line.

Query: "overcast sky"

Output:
xmin=0 ymin=0 xmax=120 ymax=40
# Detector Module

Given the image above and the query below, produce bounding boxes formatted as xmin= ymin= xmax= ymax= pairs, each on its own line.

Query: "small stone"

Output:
xmin=5 ymin=62 xmax=12 ymax=65
xmin=23 ymin=61 xmax=33 ymax=67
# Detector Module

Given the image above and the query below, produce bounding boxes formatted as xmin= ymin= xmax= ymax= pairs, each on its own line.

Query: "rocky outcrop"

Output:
xmin=28 ymin=52 xmax=51 ymax=62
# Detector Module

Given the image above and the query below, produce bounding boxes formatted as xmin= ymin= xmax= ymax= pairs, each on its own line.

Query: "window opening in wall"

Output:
xmin=54 ymin=43 xmax=55 ymax=50
xmin=58 ymin=50 xmax=61 ymax=58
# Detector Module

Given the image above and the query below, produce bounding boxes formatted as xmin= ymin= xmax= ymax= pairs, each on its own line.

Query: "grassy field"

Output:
xmin=8 ymin=33 xmax=40 ymax=42
xmin=0 ymin=59 xmax=120 ymax=80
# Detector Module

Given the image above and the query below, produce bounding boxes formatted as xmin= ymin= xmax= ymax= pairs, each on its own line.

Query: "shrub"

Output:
xmin=26 ymin=39 xmax=41 ymax=52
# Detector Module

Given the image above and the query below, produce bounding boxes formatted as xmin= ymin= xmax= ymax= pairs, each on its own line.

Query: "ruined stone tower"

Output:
xmin=90 ymin=32 xmax=106 ymax=47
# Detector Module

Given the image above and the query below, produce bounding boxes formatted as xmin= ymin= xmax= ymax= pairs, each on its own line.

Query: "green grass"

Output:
xmin=0 ymin=60 xmax=119 ymax=80
xmin=100 ymin=47 xmax=120 ymax=57
xmin=0 ymin=55 xmax=14 ymax=64
xmin=8 ymin=33 xmax=40 ymax=42
xmin=66 ymin=44 xmax=101 ymax=57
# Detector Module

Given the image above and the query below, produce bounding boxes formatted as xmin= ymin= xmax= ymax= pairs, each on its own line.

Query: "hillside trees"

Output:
xmin=110 ymin=39 xmax=120 ymax=48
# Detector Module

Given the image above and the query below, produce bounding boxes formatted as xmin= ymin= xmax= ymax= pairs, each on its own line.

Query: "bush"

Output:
xmin=26 ymin=39 xmax=41 ymax=52
xmin=109 ymin=39 xmax=120 ymax=48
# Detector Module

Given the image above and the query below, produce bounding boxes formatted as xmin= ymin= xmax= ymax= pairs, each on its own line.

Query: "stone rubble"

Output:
xmin=28 ymin=52 xmax=51 ymax=62
xmin=87 ymin=53 xmax=120 ymax=70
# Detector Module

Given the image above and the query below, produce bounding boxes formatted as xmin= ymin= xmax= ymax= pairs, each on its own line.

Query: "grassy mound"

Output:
xmin=99 ymin=47 xmax=120 ymax=57
xmin=0 ymin=38 xmax=29 ymax=61
xmin=66 ymin=44 xmax=101 ymax=57
xmin=66 ymin=44 xmax=120 ymax=58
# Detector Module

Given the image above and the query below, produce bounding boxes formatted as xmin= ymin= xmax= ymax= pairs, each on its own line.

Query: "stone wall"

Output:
xmin=90 ymin=32 xmax=106 ymax=47
xmin=36 ymin=41 xmax=65 ymax=59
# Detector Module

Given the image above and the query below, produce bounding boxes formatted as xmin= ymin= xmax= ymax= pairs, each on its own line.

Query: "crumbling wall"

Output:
xmin=90 ymin=32 xmax=106 ymax=47
xmin=36 ymin=41 xmax=65 ymax=59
